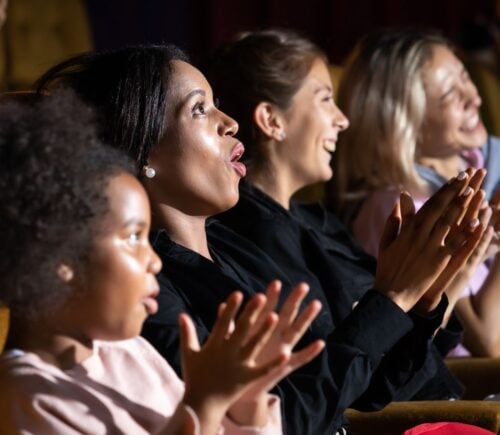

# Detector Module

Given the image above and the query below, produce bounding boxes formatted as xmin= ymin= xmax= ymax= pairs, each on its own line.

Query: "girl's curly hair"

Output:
xmin=0 ymin=90 xmax=133 ymax=320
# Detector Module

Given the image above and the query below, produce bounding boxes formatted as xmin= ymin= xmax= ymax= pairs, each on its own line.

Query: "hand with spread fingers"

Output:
xmin=179 ymin=288 xmax=324 ymax=431
xmin=231 ymin=281 xmax=324 ymax=399
xmin=374 ymin=168 xmax=486 ymax=314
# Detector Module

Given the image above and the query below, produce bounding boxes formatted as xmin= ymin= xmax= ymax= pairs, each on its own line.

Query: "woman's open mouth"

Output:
xmin=230 ymin=142 xmax=247 ymax=177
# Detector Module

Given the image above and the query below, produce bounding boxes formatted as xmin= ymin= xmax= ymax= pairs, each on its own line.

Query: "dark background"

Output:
xmin=85 ymin=0 xmax=497 ymax=64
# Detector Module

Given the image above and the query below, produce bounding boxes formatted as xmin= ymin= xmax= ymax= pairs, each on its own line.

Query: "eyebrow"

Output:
xmin=122 ymin=218 xmax=147 ymax=228
xmin=183 ymin=89 xmax=206 ymax=103
xmin=314 ymin=85 xmax=333 ymax=95
xmin=438 ymin=68 xmax=466 ymax=101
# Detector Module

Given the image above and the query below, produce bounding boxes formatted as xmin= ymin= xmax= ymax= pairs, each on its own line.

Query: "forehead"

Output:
xmin=423 ymin=45 xmax=463 ymax=91
xmin=169 ymin=60 xmax=213 ymax=100
xmin=296 ymin=58 xmax=332 ymax=95
xmin=105 ymin=173 xmax=150 ymax=224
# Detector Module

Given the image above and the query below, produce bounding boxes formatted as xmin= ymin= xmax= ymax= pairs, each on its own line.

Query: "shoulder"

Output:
xmin=482 ymin=135 xmax=500 ymax=161
xmin=0 ymin=350 xmax=88 ymax=432
xmin=480 ymin=136 xmax=500 ymax=199
xmin=0 ymin=350 xmax=63 ymax=391
xmin=95 ymin=338 xmax=180 ymax=385
xmin=207 ymin=218 xmax=287 ymax=253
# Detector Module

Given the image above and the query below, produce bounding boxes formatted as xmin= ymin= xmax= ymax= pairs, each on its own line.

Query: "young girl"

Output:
xmin=0 ymin=92 xmax=323 ymax=434
xmin=37 ymin=44 xmax=486 ymax=434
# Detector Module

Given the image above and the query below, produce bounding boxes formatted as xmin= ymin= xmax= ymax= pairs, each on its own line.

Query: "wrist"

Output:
xmin=227 ymin=393 xmax=269 ymax=427
xmin=379 ymin=289 xmax=414 ymax=313
xmin=182 ymin=389 xmax=228 ymax=432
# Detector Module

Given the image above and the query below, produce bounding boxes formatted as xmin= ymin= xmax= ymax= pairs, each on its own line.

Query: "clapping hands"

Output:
xmin=375 ymin=168 xmax=487 ymax=313
xmin=179 ymin=282 xmax=324 ymax=431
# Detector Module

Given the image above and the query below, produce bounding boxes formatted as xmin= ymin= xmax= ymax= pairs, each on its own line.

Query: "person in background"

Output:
xmin=329 ymin=30 xmax=500 ymax=357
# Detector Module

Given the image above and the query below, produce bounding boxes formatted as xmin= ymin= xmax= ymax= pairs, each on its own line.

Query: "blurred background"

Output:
xmin=0 ymin=0 xmax=498 ymax=132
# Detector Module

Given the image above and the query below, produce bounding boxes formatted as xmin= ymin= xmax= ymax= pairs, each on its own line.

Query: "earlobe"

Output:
xmin=253 ymin=102 xmax=286 ymax=141
xmin=57 ymin=264 xmax=74 ymax=283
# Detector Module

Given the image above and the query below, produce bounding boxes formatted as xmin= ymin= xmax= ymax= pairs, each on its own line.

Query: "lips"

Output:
xmin=230 ymin=142 xmax=247 ymax=177
xmin=142 ymin=287 xmax=159 ymax=315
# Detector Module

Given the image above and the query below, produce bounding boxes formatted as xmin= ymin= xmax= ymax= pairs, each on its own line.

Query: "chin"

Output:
xmin=220 ymin=197 xmax=239 ymax=213
xmin=318 ymin=167 xmax=334 ymax=183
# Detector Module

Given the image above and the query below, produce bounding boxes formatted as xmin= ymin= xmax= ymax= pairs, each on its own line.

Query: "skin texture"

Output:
xmin=251 ymin=58 xmax=349 ymax=207
xmin=14 ymin=173 xmax=162 ymax=369
xmin=276 ymin=58 xmax=349 ymax=186
xmin=147 ymin=60 xmax=243 ymax=219
xmin=375 ymin=169 xmax=485 ymax=313
xmin=64 ymin=173 xmax=162 ymax=342
xmin=418 ymin=45 xmax=488 ymax=180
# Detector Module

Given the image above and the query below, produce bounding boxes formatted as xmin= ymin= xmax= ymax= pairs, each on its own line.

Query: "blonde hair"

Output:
xmin=329 ymin=31 xmax=448 ymax=220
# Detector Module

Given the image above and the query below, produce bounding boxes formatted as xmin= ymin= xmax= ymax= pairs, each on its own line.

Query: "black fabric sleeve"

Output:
xmin=353 ymin=295 xmax=463 ymax=409
xmin=433 ymin=314 xmax=464 ymax=357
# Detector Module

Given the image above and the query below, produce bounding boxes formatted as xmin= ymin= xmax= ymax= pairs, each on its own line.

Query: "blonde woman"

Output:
xmin=330 ymin=30 xmax=500 ymax=357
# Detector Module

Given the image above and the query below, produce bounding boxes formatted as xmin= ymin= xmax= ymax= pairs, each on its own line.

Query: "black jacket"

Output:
xmin=142 ymin=211 xmax=462 ymax=434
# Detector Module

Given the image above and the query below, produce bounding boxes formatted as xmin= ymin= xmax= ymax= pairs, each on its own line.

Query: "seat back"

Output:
xmin=0 ymin=0 xmax=92 ymax=90
xmin=0 ymin=305 xmax=9 ymax=353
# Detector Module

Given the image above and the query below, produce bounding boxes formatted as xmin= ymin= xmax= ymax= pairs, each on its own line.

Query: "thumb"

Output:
xmin=379 ymin=201 xmax=401 ymax=252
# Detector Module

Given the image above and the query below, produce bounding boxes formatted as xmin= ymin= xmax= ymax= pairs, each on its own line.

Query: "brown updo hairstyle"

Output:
xmin=206 ymin=29 xmax=326 ymax=161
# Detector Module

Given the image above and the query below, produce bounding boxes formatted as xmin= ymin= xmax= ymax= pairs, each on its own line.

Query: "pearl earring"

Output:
xmin=143 ymin=165 xmax=156 ymax=179
xmin=278 ymin=131 xmax=286 ymax=141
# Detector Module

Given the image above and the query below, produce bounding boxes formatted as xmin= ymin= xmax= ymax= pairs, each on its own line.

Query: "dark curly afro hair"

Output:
xmin=0 ymin=90 xmax=133 ymax=320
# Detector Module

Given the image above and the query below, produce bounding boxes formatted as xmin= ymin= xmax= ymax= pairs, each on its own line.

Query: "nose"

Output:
xmin=217 ymin=109 xmax=239 ymax=137
xmin=333 ymin=104 xmax=349 ymax=131
xmin=147 ymin=244 xmax=162 ymax=275
xmin=463 ymin=80 xmax=482 ymax=110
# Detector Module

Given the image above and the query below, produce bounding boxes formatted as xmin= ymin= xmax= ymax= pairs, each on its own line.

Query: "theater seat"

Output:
xmin=346 ymin=357 xmax=500 ymax=434
xmin=0 ymin=305 xmax=9 ymax=352
xmin=346 ymin=401 xmax=500 ymax=435
xmin=0 ymin=0 xmax=92 ymax=91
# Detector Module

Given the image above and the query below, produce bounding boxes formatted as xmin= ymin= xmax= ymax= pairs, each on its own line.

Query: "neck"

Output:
xmin=417 ymin=153 xmax=465 ymax=181
xmin=7 ymin=315 xmax=93 ymax=370
xmin=151 ymin=201 xmax=212 ymax=261
xmin=247 ymin=157 xmax=302 ymax=210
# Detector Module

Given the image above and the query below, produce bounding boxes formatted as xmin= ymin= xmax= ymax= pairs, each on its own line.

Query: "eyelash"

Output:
xmin=126 ymin=232 xmax=141 ymax=247
xmin=322 ymin=95 xmax=334 ymax=103
xmin=192 ymin=102 xmax=206 ymax=116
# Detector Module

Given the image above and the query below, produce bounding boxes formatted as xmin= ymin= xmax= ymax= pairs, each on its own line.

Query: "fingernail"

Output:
xmin=461 ymin=187 xmax=473 ymax=197
xmin=469 ymin=218 xmax=480 ymax=229
xmin=457 ymin=171 xmax=467 ymax=180
xmin=481 ymin=200 xmax=489 ymax=209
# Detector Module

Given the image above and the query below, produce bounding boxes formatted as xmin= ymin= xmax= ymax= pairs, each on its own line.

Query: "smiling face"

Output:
xmin=419 ymin=44 xmax=487 ymax=158
xmin=146 ymin=60 xmax=244 ymax=217
xmin=279 ymin=58 xmax=349 ymax=188
xmin=66 ymin=172 xmax=162 ymax=341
